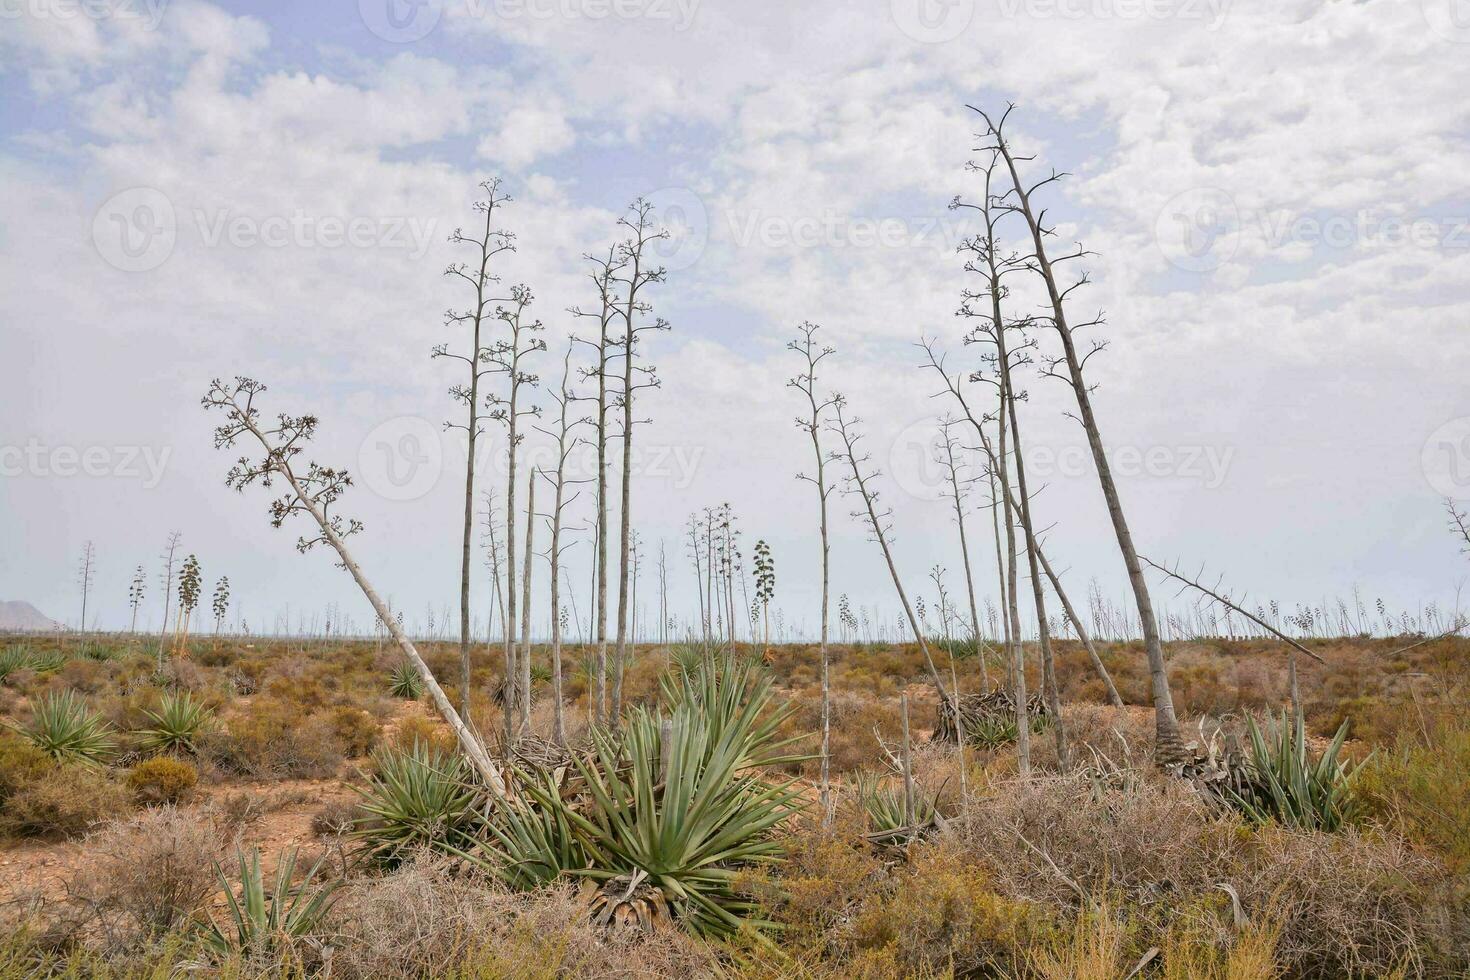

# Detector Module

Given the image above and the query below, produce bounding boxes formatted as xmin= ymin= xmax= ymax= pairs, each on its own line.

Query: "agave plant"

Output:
xmin=668 ymin=642 xmax=708 ymax=677
xmin=79 ymin=643 xmax=121 ymax=663
xmin=26 ymin=649 xmax=68 ymax=675
xmin=1224 ymin=711 xmax=1364 ymax=832
xmin=201 ymin=847 xmax=339 ymax=958
xmin=0 ymin=647 xmax=30 ymax=683
xmin=352 ymin=740 xmax=482 ymax=866
xmin=481 ymin=766 xmax=587 ymax=889
xmin=137 ymin=691 xmax=216 ymax=755
xmin=19 ymin=690 xmax=117 ymax=766
xmin=532 ymin=655 xmax=806 ymax=937
xmin=855 ymin=771 xmax=939 ymax=844
xmin=387 ymin=660 xmax=424 ymax=699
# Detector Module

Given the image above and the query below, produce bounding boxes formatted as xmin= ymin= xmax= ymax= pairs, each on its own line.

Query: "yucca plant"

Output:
xmin=0 ymin=647 xmax=30 ymax=683
xmin=137 ymin=691 xmax=216 ymax=755
xmin=201 ymin=847 xmax=338 ymax=958
xmin=481 ymin=766 xmax=587 ymax=889
xmin=1224 ymin=711 xmax=1364 ymax=832
xmin=387 ymin=660 xmax=424 ymax=699
xmin=18 ymin=690 xmax=117 ymax=766
xmin=352 ymin=740 xmax=482 ymax=867
xmin=855 ymin=771 xmax=939 ymax=843
xmin=659 ymin=650 xmax=787 ymax=760
xmin=964 ymin=711 xmax=1021 ymax=749
xmin=535 ymin=655 xmax=807 ymax=938
xmin=26 ymin=649 xmax=67 ymax=675
xmin=668 ymin=642 xmax=708 ymax=677
xmin=80 ymin=643 xmax=121 ymax=663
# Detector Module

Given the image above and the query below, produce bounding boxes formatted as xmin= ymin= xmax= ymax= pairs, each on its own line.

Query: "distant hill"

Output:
xmin=0 ymin=601 xmax=60 ymax=632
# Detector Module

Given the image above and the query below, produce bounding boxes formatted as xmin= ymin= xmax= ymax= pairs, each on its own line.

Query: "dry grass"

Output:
xmin=325 ymin=855 xmax=718 ymax=979
xmin=67 ymin=806 xmax=224 ymax=945
xmin=2 ymin=633 xmax=1468 ymax=977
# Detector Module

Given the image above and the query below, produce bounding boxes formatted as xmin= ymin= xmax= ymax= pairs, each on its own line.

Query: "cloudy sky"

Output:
xmin=2 ymin=0 xmax=1468 ymax=638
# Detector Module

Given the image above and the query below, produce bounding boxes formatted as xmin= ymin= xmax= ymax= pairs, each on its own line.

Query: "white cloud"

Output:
xmin=477 ymin=104 xmax=575 ymax=169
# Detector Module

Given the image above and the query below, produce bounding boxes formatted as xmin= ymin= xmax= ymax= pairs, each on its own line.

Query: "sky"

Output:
xmin=2 ymin=0 xmax=1469 ymax=639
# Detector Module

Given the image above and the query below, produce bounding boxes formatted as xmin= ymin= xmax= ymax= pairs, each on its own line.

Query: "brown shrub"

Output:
xmin=325 ymin=857 xmax=716 ymax=979
xmin=1 ymin=764 xmax=130 ymax=839
xmin=126 ymin=756 xmax=198 ymax=804
xmin=69 ymin=806 xmax=222 ymax=942
xmin=328 ymin=706 xmax=380 ymax=758
xmin=311 ymin=798 xmax=360 ymax=837
xmin=763 ymin=814 xmax=1044 ymax=977
xmin=387 ymin=712 xmax=456 ymax=755
xmin=201 ymin=698 xmax=343 ymax=779
xmin=0 ymin=728 xmax=55 ymax=804
xmin=953 ymin=775 xmax=1465 ymax=978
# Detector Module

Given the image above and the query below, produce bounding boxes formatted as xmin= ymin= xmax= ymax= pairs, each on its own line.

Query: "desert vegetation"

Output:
xmin=3 ymin=109 xmax=1468 ymax=979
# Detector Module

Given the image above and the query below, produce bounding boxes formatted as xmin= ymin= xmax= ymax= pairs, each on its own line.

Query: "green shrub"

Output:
xmin=527 ymin=653 xmax=805 ymax=937
xmin=138 ymin=691 xmax=216 ymax=755
xmin=18 ymin=690 xmax=117 ymax=766
xmin=202 ymin=847 xmax=339 ymax=960
xmin=1 ymin=764 xmax=130 ymax=838
xmin=353 ymin=740 xmax=481 ymax=867
xmin=1360 ymin=711 xmax=1470 ymax=871
xmin=1224 ymin=711 xmax=1363 ymax=831
xmin=127 ymin=756 xmax=199 ymax=804
xmin=388 ymin=661 xmax=424 ymax=700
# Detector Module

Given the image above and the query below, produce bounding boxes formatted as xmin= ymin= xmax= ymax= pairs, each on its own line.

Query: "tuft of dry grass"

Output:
xmin=67 ymin=806 xmax=224 ymax=945
xmin=325 ymin=855 xmax=718 ymax=979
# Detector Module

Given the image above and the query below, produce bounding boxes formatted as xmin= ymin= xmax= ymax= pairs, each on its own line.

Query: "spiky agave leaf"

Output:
xmin=138 ymin=691 xmax=216 ymax=755
xmin=201 ymin=847 xmax=339 ymax=957
xmin=25 ymin=650 xmax=68 ymax=675
xmin=19 ymin=690 xmax=116 ymax=766
xmin=658 ymin=651 xmax=808 ymax=771
xmin=479 ymin=765 xmax=587 ymax=889
xmin=855 ymin=771 xmax=939 ymax=843
xmin=536 ymin=671 xmax=806 ymax=938
xmin=0 ymin=647 xmax=30 ymax=683
xmin=387 ymin=660 xmax=425 ymax=699
xmin=351 ymin=740 xmax=482 ymax=867
xmin=1225 ymin=710 xmax=1364 ymax=831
